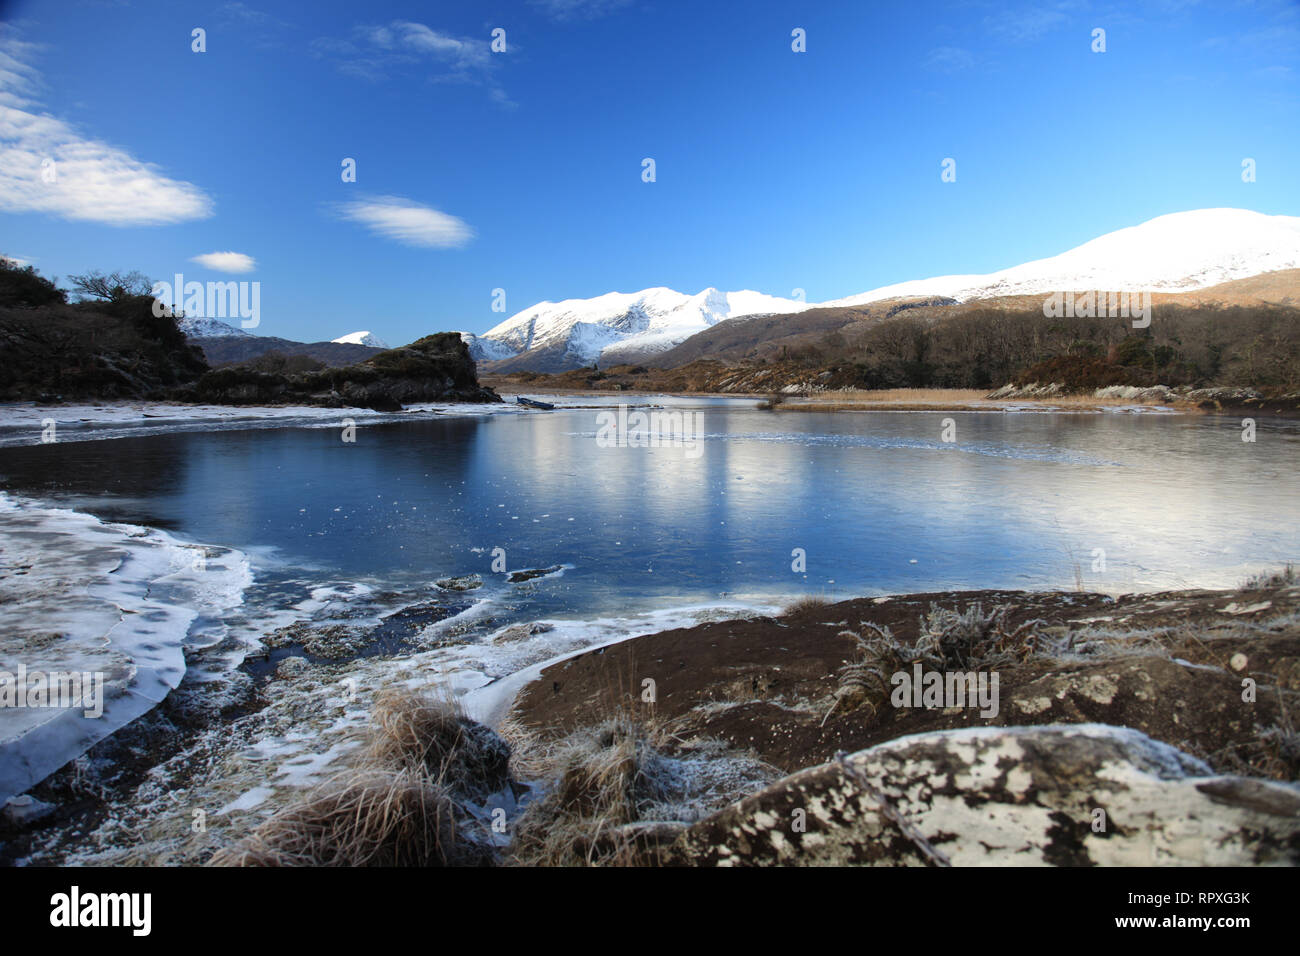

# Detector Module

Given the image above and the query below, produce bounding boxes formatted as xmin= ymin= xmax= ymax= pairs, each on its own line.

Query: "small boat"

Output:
xmin=515 ymin=397 xmax=555 ymax=410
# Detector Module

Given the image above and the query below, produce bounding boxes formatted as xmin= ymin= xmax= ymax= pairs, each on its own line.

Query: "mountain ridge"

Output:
xmin=475 ymin=208 xmax=1300 ymax=373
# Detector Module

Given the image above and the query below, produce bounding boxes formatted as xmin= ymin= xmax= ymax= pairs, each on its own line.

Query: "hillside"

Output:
xmin=486 ymin=294 xmax=1300 ymax=405
xmin=473 ymin=209 xmax=1300 ymax=373
xmin=195 ymin=334 xmax=383 ymax=368
xmin=645 ymin=297 xmax=956 ymax=368
xmin=0 ymin=262 xmax=208 ymax=401
xmin=0 ymin=261 xmax=498 ymax=408
xmin=646 ymin=269 xmax=1300 ymax=369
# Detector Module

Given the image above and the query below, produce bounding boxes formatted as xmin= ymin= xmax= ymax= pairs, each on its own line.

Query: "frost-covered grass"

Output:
xmin=1242 ymin=563 xmax=1298 ymax=591
xmin=828 ymin=603 xmax=1043 ymax=722
xmin=1202 ymin=690 xmax=1300 ymax=783
xmin=503 ymin=710 xmax=776 ymax=867
xmin=1031 ymin=610 xmax=1300 ymax=664
xmin=209 ymin=690 xmax=508 ymax=867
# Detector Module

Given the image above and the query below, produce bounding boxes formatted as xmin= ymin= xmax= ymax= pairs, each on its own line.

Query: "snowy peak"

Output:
xmin=823 ymin=208 xmax=1300 ymax=307
xmin=482 ymin=286 xmax=811 ymax=367
xmin=176 ymin=315 xmax=252 ymax=338
xmin=331 ymin=330 xmax=390 ymax=349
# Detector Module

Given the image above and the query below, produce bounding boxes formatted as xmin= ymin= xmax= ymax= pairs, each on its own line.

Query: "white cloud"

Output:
xmin=530 ymin=0 xmax=633 ymax=21
xmin=314 ymin=21 xmax=512 ymax=106
xmin=0 ymin=28 xmax=213 ymax=226
xmin=190 ymin=251 xmax=256 ymax=273
xmin=383 ymin=21 xmax=491 ymax=73
xmin=334 ymin=195 xmax=474 ymax=248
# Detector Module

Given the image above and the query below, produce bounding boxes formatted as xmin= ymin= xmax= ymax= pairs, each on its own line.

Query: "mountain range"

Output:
xmin=175 ymin=208 xmax=1298 ymax=376
xmin=471 ymin=288 xmax=812 ymax=372
xmin=471 ymin=208 xmax=1300 ymax=372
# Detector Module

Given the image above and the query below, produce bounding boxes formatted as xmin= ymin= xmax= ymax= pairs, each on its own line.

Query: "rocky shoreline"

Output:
xmin=501 ymin=582 xmax=1300 ymax=865
xmin=6 ymin=575 xmax=1298 ymax=866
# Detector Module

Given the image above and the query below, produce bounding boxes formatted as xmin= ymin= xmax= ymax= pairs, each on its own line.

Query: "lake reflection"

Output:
xmin=1 ymin=400 xmax=1296 ymax=617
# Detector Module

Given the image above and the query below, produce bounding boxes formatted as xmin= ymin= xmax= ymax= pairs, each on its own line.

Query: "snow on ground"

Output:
xmin=30 ymin=593 xmax=779 ymax=864
xmin=821 ymin=208 xmax=1300 ymax=307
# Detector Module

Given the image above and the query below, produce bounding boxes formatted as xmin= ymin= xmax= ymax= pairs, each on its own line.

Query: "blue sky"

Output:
xmin=1 ymin=0 xmax=1297 ymax=344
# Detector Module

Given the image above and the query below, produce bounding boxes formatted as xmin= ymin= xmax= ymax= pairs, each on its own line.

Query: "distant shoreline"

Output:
xmin=488 ymin=383 xmax=1300 ymax=416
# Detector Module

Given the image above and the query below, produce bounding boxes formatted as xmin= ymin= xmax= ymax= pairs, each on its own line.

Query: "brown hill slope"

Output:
xmin=646 ymin=269 xmax=1300 ymax=369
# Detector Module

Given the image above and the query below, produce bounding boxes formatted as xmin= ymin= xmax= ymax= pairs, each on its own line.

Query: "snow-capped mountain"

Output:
xmin=820 ymin=209 xmax=1300 ymax=307
xmin=480 ymin=287 xmax=812 ymax=370
xmin=177 ymin=315 xmax=252 ymax=338
xmin=331 ymin=330 xmax=390 ymax=349
xmin=461 ymin=208 xmax=1300 ymax=372
xmin=458 ymin=332 xmax=519 ymax=363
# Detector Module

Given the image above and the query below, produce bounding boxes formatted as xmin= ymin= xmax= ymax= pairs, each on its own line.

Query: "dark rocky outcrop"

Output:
xmin=507 ymin=566 xmax=564 ymax=584
xmin=184 ymin=333 xmax=501 ymax=409
xmin=0 ymin=264 xmax=497 ymax=408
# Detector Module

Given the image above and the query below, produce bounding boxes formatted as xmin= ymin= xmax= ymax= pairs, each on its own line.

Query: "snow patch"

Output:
xmin=331 ymin=330 xmax=390 ymax=349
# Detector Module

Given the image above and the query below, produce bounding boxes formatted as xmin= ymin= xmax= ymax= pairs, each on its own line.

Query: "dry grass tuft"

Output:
xmin=207 ymin=768 xmax=474 ymax=867
xmin=209 ymin=688 xmax=508 ymax=867
xmin=782 ymin=594 xmax=831 ymax=617
xmin=364 ymin=688 xmax=511 ymax=799
xmin=508 ymin=715 xmax=668 ymax=866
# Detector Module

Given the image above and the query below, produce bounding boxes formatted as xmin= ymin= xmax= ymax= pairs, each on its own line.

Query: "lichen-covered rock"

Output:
xmin=670 ymin=724 xmax=1300 ymax=866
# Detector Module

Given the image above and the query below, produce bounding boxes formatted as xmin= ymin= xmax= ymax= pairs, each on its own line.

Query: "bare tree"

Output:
xmin=68 ymin=270 xmax=152 ymax=302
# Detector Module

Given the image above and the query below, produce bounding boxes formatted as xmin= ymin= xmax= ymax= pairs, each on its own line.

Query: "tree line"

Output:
xmin=778 ymin=303 xmax=1300 ymax=391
